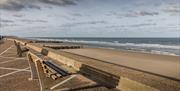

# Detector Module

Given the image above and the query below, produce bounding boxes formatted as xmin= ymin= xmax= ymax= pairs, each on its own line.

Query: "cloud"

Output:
xmin=0 ymin=0 xmax=40 ymax=10
xmin=0 ymin=19 xmax=14 ymax=23
xmin=0 ymin=0 xmax=76 ymax=11
xmin=71 ymin=13 xmax=82 ymax=17
xmin=20 ymin=19 xmax=48 ymax=23
xmin=0 ymin=23 xmax=19 ymax=28
xmin=13 ymin=14 xmax=25 ymax=17
xmin=163 ymin=5 xmax=180 ymax=13
xmin=104 ymin=23 xmax=156 ymax=29
xmin=61 ymin=21 xmax=107 ymax=27
xmin=107 ymin=10 xmax=159 ymax=18
xmin=105 ymin=25 xmax=125 ymax=29
xmin=129 ymin=23 xmax=156 ymax=27
xmin=0 ymin=0 xmax=24 ymax=11
xmin=42 ymin=0 xmax=76 ymax=6
xmin=125 ymin=11 xmax=159 ymax=17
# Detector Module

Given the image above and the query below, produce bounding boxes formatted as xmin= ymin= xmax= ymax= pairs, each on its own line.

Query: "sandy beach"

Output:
xmin=62 ymin=48 xmax=180 ymax=80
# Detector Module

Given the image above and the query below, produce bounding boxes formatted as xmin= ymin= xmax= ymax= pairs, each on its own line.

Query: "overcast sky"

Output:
xmin=0 ymin=0 xmax=180 ymax=37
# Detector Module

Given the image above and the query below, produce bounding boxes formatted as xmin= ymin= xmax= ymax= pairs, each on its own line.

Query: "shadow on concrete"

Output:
xmin=64 ymin=84 xmax=104 ymax=91
xmin=78 ymin=64 xmax=120 ymax=89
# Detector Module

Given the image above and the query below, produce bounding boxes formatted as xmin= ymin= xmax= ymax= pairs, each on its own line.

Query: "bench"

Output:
xmin=27 ymin=49 xmax=72 ymax=80
xmin=27 ymin=51 xmax=106 ymax=91
xmin=14 ymin=40 xmax=29 ymax=57
xmin=42 ymin=60 xmax=70 ymax=80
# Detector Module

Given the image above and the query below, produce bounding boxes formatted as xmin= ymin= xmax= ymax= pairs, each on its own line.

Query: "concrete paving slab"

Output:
xmin=0 ymin=69 xmax=14 ymax=75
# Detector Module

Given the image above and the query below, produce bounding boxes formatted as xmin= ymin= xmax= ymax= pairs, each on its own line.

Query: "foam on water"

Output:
xmin=57 ymin=39 xmax=180 ymax=50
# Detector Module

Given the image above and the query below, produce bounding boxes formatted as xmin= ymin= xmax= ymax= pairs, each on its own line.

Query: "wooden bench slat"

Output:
xmin=43 ymin=61 xmax=70 ymax=77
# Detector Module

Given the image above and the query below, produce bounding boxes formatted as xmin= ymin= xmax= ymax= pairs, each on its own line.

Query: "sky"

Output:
xmin=0 ymin=0 xmax=180 ymax=37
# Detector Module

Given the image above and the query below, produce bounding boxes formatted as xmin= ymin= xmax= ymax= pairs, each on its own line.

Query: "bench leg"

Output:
xmin=27 ymin=54 xmax=38 ymax=80
xmin=35 ymin=60 xmax=50 ymax=91
xmin=19 ymin=52 xmax=23 ymax=57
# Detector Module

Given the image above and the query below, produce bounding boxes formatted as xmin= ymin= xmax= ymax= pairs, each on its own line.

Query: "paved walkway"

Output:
xmin=0 ymin=41 xmax=40 ymax=91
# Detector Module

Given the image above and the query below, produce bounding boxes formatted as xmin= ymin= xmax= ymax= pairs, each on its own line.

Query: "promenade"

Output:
xmin=0 ymin=40 xmax=40 ymax=91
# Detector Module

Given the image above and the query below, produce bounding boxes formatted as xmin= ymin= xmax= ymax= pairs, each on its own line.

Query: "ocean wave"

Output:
xmin=57 ymin=39 xmax=180 ymax=50
xmin=150 ymin=50 xmax=177 ymax=56
xmin=114 ymin=43 xmax=180 ymax=50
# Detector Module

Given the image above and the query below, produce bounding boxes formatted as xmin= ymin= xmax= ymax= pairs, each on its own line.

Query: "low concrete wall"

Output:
xmin=118 ymin=77 xmax=159 ymax=91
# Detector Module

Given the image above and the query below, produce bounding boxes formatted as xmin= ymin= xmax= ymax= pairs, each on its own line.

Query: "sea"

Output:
xmin=29 ymin=37 xmax=180 ymax=56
